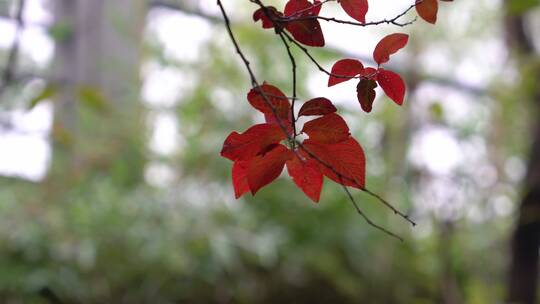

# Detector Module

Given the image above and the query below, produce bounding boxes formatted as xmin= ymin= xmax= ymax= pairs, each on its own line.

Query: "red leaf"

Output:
xmin=247 ymin=83 xmax=291 ymax=123
xmin=328 ymin=59 xmax=364 ymax=87
xmin=284 ymin=0 xmax=322 ymax=17
xmin=221 ymin=123 xmax=286 ymax=161
xmin=301 ymin=137 xmax=366 ymax=188
xmin=376 ymin=69 xmax=406 ymax=105
xmin=298 ymin=97 xmax=337 ymax=116
xmin=284 ymin=0 xmax=325 ymax=47
xmin=253 ymin=6 xmax=283 ymax=28
xmin=301 ymin=113 xmax=350 ymax=144
xmin=338 ymin=0 xmax=368 ymax=23
xmin=232 ymin=160 xmax=250 ymax=198
xmin=247 ymin=144 xmax=293 ymax=194
xmin=356 ymin=79 xmax=377 ymax=113
xmin=415 ymin=0 xmax=438 ymax=24
xmin=372 ymin=33 xmax=409 ymax=65
xmin=286 ymin=156 xmax=323 ymax=202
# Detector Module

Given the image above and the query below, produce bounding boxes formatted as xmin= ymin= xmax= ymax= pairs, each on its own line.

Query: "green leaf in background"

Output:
xmin=28 ymin=84 xmax=56 ymax=109
xmin=77 ymin=86 xmax=108 ymax=112
xmin=507 ymin=0 xmax=540 ymax=14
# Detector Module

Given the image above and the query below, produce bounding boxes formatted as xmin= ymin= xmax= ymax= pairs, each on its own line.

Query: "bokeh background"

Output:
xmin=0 ymin=0 xmax=539 ymax=303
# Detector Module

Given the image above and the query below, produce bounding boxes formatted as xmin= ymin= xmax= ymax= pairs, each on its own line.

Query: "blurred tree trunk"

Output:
xmin=51 ymin=0 xmax=147 ymax=187
xmin=505 ymin=4 xmax=540 ymax=303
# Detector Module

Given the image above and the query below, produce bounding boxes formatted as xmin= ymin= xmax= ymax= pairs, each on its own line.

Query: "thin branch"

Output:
xmin=341 ymin=183 xmax=404 ymax=242
xmin=278 ymin=32 xmax=298 ymax=148
xmin=287 ymin=2 xmax=418 ymax=27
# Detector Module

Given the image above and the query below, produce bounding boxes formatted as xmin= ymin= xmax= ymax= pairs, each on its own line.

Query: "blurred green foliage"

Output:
xmin=0 ymin=0 xmax=535 ymax=303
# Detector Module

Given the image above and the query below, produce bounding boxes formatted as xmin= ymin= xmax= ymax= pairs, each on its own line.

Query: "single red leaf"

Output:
xmin=284 ymin=0 xmax=325 ymax=47
xmin=247 ymin=83 xmax=291 ymax=123
xmin=328 ymin=59 xmax=364 ymax=87
xmin=298 ymin=97 xmax=337 ymax=116
xmin=284 ymin=0 xmax=322 ymax=17
xmin=232 ymin=160 xmax=250 ymax=198
xmin=356 ymin=79 xmax=377 ymax=113
xmin=301 ymin=137 xmax=366 ymax=188
xmin=286 ymin=156 xmax=323 ymax=202
xmin=372 ymin=33 xmax=409 ymax=65
xmin=221 ymin=123 xmax=286 ymax=161
xmin=247 ymin=144 xmax=294 ymax=194
xmin=338 ymin=0 xmax=368 ymax=23
xmin=376 ymin=68 xmax=406 ymax=105
xmin=301 ymin=113 xmax=350 ymax=144
xmin=415 ymin=0 xmax=438 ymax=24
xmin=253 ymin=6 xmax=283 ymax=28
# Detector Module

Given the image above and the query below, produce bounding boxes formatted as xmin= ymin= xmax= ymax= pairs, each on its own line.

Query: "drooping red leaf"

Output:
xmin=298 ymin=97 xmax=337 ymax=116
xmin=372 ymin=33 xmax=409 ymax=65
xmin=221 ymin=123 xmax=286 ymax=161
xmin=376 ymin=69 xmax=406 ymax=105
xmin=232 ymin=160 xmax=250 ymax=199
xmin=356 ymin=79 xmax=377 ymax=113
xmin=301 ymin=113 xmax=350 ymax=144
xmin=286 ymin=156 xmax=323 ymax=202
xmin=247 ymin=144 xmax=294 ymax=194
xmin=415 ymin=0 xmax=438 ymax=24
xmin=253 ymin=6 xmax=283 ymax=28
xmin=247 ymin=83 xmax=291 ymax=123
xmin=338 ymin=0 xmax=368 ymax=23
xmin=301 ymin=137 xmax=366 ymax=188
xmin=328 ymin=59 xmax=364 ymax=87
xmin=284 ymin=0 xmax=325 ymax=47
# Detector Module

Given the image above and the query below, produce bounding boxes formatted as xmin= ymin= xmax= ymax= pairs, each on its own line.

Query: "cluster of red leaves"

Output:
xmin=221 ymin=0 xmax=453 ymax=205
xmin=253 ymin=0 xmax=370 ymax=47
xmin=221 ymin=84 xmax=365 ymax=202
xmin=328 ymin=33 xmax=408 ymax=112
xmin=416 ymin=0 xmax=453 ymax=24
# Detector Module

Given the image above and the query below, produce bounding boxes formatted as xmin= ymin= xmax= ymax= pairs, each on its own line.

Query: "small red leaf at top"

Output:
xmin=248 ymin=84 xmax=291 ymax=122
xmin=232 ymin=160 xmax=250 ymax=198
xmin=301 ymin=137 xmax=366 ymax=188
xmin=284 ymin=0 xmax=322 ymax=17
xmin=253 ymin=6 xmax=283 ymax=28
xmin=284 ymin=0 xmax=325 ymax=47
xmin=356 ymin=79 xmax=377 ymax=113
xmin=373 ymin=33 xmax=409 ymax=65
xmin=338 ymin=0 xmax=368 ymax=23
xmin=376 ymin=68 xmax=406 ymax=105
xmin=247 ymin=144 xmax=293 ymax=194
xmin=221 ymin=123 xmax=286 ymax=161
xmin=298 ymin=97 xmax=337 ymax=116
xmin=301 ymin=113 xmax=350 ymax=144
xmin=328 ymin=59 xmax=364 ymax=87
xmin=415 ymin=0 xmax=438 ymax=24
xmin=286 ymin=156 xmax=323 ymax=202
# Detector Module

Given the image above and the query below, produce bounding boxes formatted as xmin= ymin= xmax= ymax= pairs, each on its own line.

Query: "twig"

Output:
xmin=341 ymin=183 xmax=404 ymax=242
xmin=278 ymin=32 xmax=298 ymax=148
xmin=290 ymin=2 xmax=419 ymax=27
